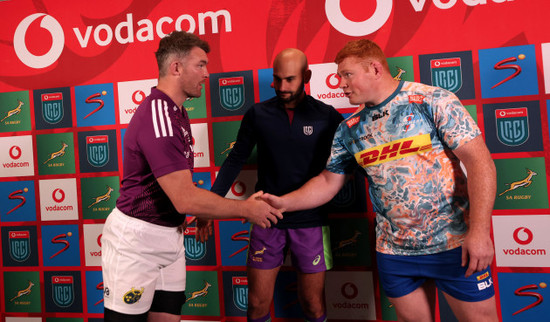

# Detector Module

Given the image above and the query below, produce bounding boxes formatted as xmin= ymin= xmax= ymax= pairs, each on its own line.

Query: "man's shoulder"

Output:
xmin=402 ymin=81 xmax=453 ymax=98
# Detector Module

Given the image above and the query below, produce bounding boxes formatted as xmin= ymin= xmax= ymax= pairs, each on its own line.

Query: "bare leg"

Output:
xmin=297 ymin=271 xmax=326 ymax=319
xmin=247 ymin=266 xmax=281 ymax=319
xmin=442 ymin=292 xmax=498 ymax=322
xmin=387 ymin=280 xmax=437 ymax=322
xmin=147 ymin=311 xmax=181 ymax=322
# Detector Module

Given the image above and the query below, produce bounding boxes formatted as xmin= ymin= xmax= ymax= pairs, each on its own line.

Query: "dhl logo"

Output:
xmin=355 ymin=134 xmax=432 ymax=167
xmin=477 ymin=271 xmax=490 ymax=281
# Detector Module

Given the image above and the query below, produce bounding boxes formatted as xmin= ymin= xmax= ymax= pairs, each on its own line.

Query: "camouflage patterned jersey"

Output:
xmin=326 ymin=81 xmax=481 ymax=255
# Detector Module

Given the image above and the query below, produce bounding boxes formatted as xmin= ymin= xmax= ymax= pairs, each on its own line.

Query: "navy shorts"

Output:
xmin=377 ymin=247 xmax=495 ymax=302
xmin=247 ymin=225 xmax=333 ymax=273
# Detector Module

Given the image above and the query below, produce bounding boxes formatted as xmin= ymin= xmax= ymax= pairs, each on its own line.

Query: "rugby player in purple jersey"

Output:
xmin=101 ymin=31 xmax=282 ymax=322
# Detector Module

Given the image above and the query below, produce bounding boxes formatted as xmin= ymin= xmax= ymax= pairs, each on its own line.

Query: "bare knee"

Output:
xmin=247 ymin=294 xmax=272 ymax=318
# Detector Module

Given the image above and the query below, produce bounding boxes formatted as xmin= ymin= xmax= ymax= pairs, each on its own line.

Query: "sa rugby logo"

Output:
xmin=219 ymin=77 xmax=245 ymax=110
xmin=86 ymin=135 xmax=109 ymax=167
xmin=41 ymin=93 xmax=63 ymax=124
xmin=430 ymin=58 xmax=462 ymax=93
xmin=496 ymin=107 xmax=529 ymax=146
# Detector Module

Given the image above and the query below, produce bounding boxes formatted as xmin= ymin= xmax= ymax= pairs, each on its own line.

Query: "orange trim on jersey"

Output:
xmin=355 ymin=134 xmax=433 ymax=167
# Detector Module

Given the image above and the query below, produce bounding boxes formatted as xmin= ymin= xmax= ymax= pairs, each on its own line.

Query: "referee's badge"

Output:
xmin=303 ymin=125 xmax=313 ymax=136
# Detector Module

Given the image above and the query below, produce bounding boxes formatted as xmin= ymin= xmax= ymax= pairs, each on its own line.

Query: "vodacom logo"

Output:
xmin=132 ymin=90 xmax=146 ymax=105
xmin=326 ymin=73 xmax=341 ymax=89
xmin=325 ymin=0 xmax=393 ymax=36
xmin=14 ymin=13 xmax=65 ymax=69
xmin=9 ymin=146 xmax=22 ymax=160
xmin=231 ymin=181 xmax=246 ymax=197
xmin=52 ymin=188 xmax=66 ymax=203
xmin=341 ymin=282 xmax=358 ymax=299
xmin=513 ymin=227 xmax=533 ymax=245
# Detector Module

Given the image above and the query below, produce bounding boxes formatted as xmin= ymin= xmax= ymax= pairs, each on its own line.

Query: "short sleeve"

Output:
xmin=432 ymin=89 xmax=481 ymax=150
xmin=138 ymin=111 xmax=191 ymax=178
xmin=325 ymin=124 xmax=356 ymax=174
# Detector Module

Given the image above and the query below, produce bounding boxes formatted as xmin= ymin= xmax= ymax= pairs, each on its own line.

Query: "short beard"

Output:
xmin=276 ymin=84 xmax=305 ymax=105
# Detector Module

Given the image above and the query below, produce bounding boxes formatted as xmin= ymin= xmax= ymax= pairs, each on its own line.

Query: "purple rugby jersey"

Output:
xmin=116 ymin=88 xmax=194 ymax=227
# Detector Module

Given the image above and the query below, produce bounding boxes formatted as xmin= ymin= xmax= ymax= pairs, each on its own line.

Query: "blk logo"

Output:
xmin=14 ymin=13 xmax=65 ymax=69
xmin=513 ymin=227 xmax=534 ymax=245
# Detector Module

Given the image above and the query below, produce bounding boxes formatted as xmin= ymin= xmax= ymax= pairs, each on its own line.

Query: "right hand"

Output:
xmin=242 ymin=191 xmax=283 ymax=228
xmin=260 ymin=192 xmax=285 ymax=209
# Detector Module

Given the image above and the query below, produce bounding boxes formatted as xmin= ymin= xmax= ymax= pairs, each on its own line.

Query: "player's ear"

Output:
xmin=303 ymin=69 xmax=312 ymax=84
xmin=371 ymin=61 xmax=384 ymax=79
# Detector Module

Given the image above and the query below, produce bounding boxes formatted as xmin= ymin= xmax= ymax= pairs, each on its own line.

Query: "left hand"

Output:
xmin=196 ymin=218 xmax=213 ymax=243
xmin=461 ymin=230 xmax=495 ymax=277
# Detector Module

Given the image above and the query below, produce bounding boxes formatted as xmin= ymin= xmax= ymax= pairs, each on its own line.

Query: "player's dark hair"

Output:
xmin=155 ymin=31 xmax=210 ymax=76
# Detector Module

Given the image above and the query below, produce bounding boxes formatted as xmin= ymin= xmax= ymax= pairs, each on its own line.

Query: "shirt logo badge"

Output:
xmin=303 ymin=126 xmax=313 ymax=136
xmin=496 ymin=107 xmax=529 ymax=146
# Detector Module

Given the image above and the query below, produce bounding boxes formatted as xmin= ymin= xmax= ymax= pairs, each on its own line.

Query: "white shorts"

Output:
xmin=101 ymin=208 xmax=186 ymax=315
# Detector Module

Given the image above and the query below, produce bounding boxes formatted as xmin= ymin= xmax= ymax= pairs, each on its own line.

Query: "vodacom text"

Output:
xmin=325 ymin=0 xmax=514 ymax=37
xmin=14 ymin=9 xmax=232 ymax=69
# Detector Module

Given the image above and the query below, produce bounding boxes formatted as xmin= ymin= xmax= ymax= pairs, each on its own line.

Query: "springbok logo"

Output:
xmin=1 ymin=100 xmax=24 ymax=123
xmin=498 ymin=168 xmax=537 ymax=197
xmin=14 ymin=13 xmax=65 ymax=69
xmin=187 ymin=281 xmax=212 ymax=301
xmin=325 ymin=0 xmax=393 ymax=36
xmin=333 ymin=230 xmax=362 ymax=251
xmin=43 ymin=142 xmax=69 ymax=164
xmin=393 ymin=67 xmax=406 ymax=81
xmin=10 ymin=280 xmax=35 ymax=301
xmin=88 ymin=186 xmax=114 ymax=208
xmin=221 ymin=141 xmax=236 ymax=156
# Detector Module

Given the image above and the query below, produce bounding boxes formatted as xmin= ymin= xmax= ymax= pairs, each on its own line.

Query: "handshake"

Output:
xmin=245 ymin=191 xmax=285 ymax=228
xmin=192 ymin=191 xmax=285 ymax=243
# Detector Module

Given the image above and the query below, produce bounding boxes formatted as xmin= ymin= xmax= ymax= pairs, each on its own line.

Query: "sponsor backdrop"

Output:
xmin=0 ymin=0 xmax=549 ymax=321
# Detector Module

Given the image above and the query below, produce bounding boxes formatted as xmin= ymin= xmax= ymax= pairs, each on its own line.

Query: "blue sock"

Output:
xmin=248 ymin=312 xmax=271 ymax=322
xmin=305 ymin=312 xmax=327 ymax=322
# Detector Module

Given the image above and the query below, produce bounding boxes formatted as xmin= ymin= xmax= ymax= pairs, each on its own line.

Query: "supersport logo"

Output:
xmin=491 ymin=54 xmax=524 ymax=89
xmin=49 ymin=232 xmax=72 ymax=259
xmin=229 ymin=230 xmax=249 ymax=258
xmin=7 ymin=188 xmax=28 ymax=215
xmin=83 ymin=91 xmax=106 ymax=119
xmin=513 ymin=282 xmax=547 ymax=316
